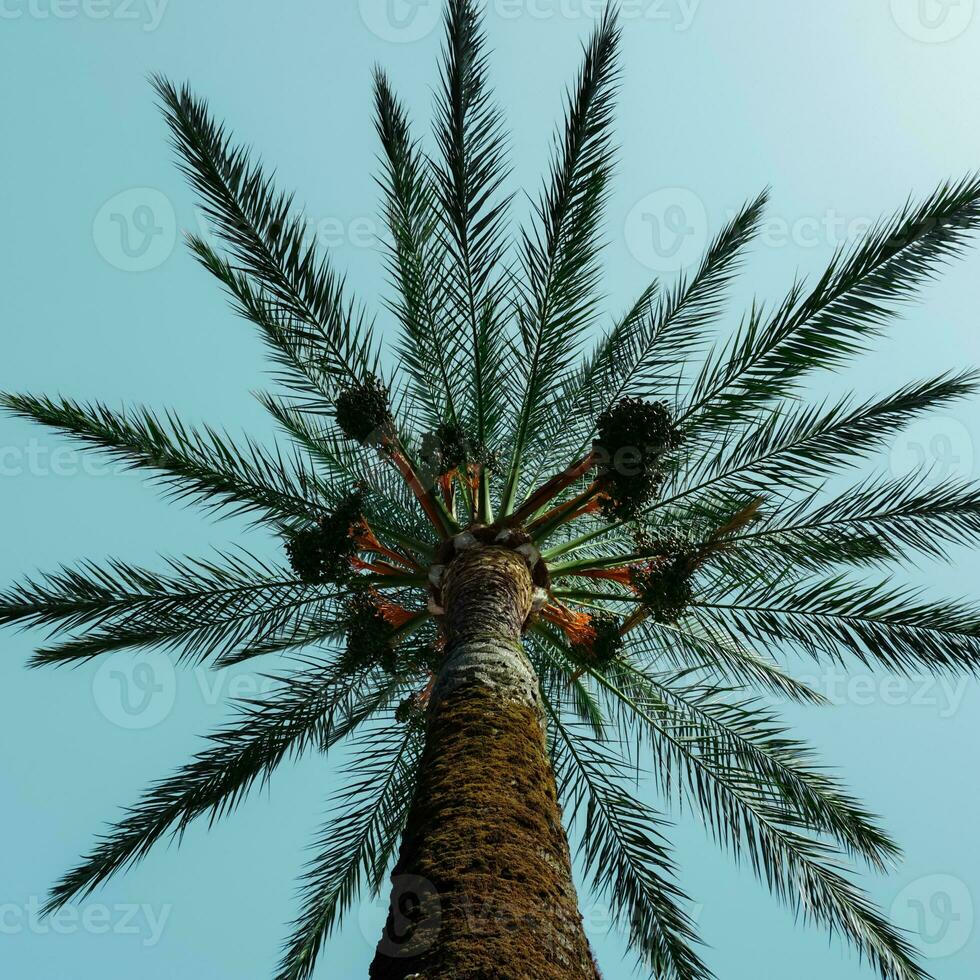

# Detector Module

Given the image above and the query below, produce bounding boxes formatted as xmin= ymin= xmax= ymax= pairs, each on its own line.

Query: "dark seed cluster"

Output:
xmin=572 ymin=611 xmax=625 ymax=668
xmin=594 ymin=398 xmax=683 ymax=520
xmin=334 ymin=375 xmax=392 ymax=446
xmin=631 ymin=556 xmax=694 ymax=625
xmin=341 ymin=590 xmax=396 ymax=671
xmin=600 ymin=468 xmax=663 ymax=521
xmin=419 ymin=422 xmax=500 ymax=479
xmin=468 ymin=439 xmax=501 ymax=474
xmin=420 ymin=422 xmax=470 ymax=477
xmin=634 ymin=528 xmax=690 ymax=557
xmin=395 ymin=692 xmax=426 ymax=725
xmin=286 ymin=493 xmax=365 ymax=584
xmin=383 ymin=642 xmax=441 ymax=681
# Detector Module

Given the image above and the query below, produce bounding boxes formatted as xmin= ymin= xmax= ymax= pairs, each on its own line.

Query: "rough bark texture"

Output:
xmin=369 ymin=546 xmax=600 ymax=980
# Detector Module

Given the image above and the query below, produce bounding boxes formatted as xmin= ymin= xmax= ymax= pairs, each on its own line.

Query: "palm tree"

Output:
xmin=3 ymin=3 xmax=980 ymax=978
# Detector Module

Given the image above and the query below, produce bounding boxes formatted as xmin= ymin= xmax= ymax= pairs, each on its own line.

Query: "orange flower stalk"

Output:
xmin=350 ymin=556 xmax=415 ymax=578
xmin=577 ymin=566 xmax=635 ymax=586
xmin=385 ymin=442 xmax=453 ymax=536
xmin=565 ymin=493 xmax=607 ymax=521
xmin=439 ymin=472 xmax=456 ymax=512
xmin=512 ymin=451 xmax=599 ymax=526
xmin=528 ymin=485 xmax=608 ymax=538
xmin=351 ymin=518 xmax=419 ymax=570
xmin=541 ymin=602 xmax=598 ymax=648
xmin=374 ymin=595 xmax=417 ymax=630
xmin=466 ymin=463 xmax=481 ymax=503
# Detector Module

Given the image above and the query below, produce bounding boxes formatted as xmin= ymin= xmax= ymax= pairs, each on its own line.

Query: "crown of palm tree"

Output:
xmin=4 ymin=4 xmax=980 ymax=979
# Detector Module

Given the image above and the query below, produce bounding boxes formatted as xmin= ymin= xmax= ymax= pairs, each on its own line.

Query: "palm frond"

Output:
xmin=432 ymin=0 xmax=512 ymax=492
xmin=591 ymin=666 xmax=925 ymax=980
xmin=153 ymin=76 xmax=378 ymax=393
xmin=549 ymin=704 xmax=712 ymax=980
xmin=532 ymin=635 xmax=607 ymax=737
xmin=552 ymin=190 xmax=770 ymax=473
xmin=634 ymin=618 xmax=827 ymax=705
xmin=0 ymin=393 xmax=328 ymax=526
xmin=0 ymin=550 xmax=336 ymax=667
xmin=678 ymin=371 xmax=979 ymax=497
xmin=186 ymin=236 xmax=348 ymax=408
xmin=374 ymin=68 xmax=465 ymax=433
xmin=501 ymin=9 xmax=621 ymax=513
xmin=698 ymin=573 xmax=980 ymax=675
xmin=730 ymin=472 xmax=980 ymax=567
xmin=45 ymin=660 xmax=395 ymax=913
xmin=614 ymin=664 xmax=899 ymax=868
xmin=685 ymin=175 xmax=980 ymax=433
xmin=275 ymin=716 xmax=423 ymax=980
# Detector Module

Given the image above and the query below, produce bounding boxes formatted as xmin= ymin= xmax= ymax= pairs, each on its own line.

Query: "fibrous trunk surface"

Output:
xmin=369 ymin=546 xmax=600 ymax=980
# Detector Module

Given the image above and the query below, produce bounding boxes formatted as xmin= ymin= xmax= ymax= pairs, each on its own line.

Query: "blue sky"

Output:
xmin=1 ymin=1 xmax=979 ymax=977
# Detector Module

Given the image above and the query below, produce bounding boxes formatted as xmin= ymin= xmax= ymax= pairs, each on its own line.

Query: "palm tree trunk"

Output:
xmin=369 ymin=545 xmax=600 ymax=980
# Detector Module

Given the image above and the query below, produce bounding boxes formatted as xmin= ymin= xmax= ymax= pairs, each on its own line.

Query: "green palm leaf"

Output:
xmin=0 ymin=393 xmax=328 ymax=526
xmin=276 ymin=716 xmax=423 ymax=980
xmin=684 ymin=175 xmax=980 ymax=434
xmin=432 ymin=0 xmax=513 ymax=515
xmin=591 ymin=666 xmax=925 ymax=980
xmin=153 ymin=76 xmax=378 ymax=392
xmin=501 ymin=8 xmax=621 ymax=513
xmin=550 ymin=705 xmax=712 ymax=980
xmin=45 ymin=660 xmax=394 ymax=914
xmin=699 ymin=574 xmax=980 ymax=675
xmin=374 ymin=68 xmax=465 ymax=434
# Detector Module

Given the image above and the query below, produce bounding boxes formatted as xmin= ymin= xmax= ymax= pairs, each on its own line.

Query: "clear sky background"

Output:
xmin=1 ymin=1 xmax=979 ymax=978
